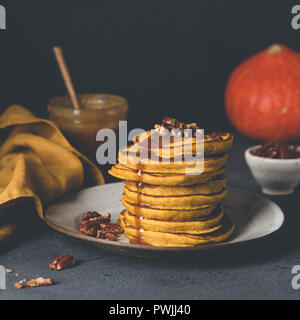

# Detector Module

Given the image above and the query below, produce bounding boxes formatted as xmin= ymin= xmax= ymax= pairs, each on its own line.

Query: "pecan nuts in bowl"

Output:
xmin=245 ymin=143 xmax=300 ymax=195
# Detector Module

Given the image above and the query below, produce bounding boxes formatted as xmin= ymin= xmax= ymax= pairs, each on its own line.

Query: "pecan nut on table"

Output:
xmin=49 ymin=254 xmax=76 ymax=271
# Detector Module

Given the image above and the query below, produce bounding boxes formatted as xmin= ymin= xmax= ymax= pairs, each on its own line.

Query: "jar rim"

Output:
xmin=48 ymin=93 xmax=128 ymax=119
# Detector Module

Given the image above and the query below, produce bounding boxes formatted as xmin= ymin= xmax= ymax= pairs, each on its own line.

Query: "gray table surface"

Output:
xmin=0 ymin=136 xmax=300 ymax=300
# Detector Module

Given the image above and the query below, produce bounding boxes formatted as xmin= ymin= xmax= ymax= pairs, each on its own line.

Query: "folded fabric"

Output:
xmin=0 ymin=105 xmax=105 ymax=244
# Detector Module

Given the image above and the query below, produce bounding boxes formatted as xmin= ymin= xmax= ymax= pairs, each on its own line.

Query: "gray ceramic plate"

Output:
xmin=45 ymin=183 xmax=285 ymax=258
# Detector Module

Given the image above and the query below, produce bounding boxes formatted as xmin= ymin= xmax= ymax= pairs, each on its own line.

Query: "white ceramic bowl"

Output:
xmin=245 ymin=145 xmax=300 ymax=195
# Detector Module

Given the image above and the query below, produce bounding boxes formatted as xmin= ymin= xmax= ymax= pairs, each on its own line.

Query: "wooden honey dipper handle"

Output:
xmin=53 ymin=46 xmax=81 ymax=111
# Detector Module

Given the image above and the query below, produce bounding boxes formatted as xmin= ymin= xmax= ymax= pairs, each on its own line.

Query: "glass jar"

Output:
xmin=48 ymin=93 xmax=128 ymax=161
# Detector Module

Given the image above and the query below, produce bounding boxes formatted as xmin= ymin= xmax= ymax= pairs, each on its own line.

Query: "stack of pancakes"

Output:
xmin=109 ymin=118 xmax=234 ymax=247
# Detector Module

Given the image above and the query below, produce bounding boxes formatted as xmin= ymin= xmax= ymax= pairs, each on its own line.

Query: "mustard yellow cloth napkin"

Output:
xmin=0 ymin=105 xmax=105 ymax=243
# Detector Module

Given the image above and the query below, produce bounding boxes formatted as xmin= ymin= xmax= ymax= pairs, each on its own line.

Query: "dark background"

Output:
xmin=1 ymin=2 xmax=300 ymax=300
xmin=0 ymin=0 xmax=299 ymax=131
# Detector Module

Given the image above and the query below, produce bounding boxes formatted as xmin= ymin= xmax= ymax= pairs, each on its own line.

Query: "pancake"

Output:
xmin=109 ymin=165 xmax=226 ymax=186
xmin=120 ymin=212 xmax=234 ymax=247
xmin=133 ymin=130 xmax=234 ymax=156
xmin=124 ymin=177 xmax=226 ymax=196
xmin=118 ymin=146 xmax=228 ymax=174
xmin=122 ymin=206 xmax=224 ymax=234
xmin=122 ymin=198 xmax=217 ymax=221
xmin=123 ymin=187 xmax=227 ymax=209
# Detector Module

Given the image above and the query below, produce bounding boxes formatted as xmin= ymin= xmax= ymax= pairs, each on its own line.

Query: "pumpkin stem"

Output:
xmin=268 ymin=44 xmax=282 ymax=55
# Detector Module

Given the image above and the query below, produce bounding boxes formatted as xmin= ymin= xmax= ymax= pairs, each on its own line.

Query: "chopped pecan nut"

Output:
xmin=80 ymin=225 xmax=99 ymax=236
xmin=96 ymin=230 xmax=118 ymax=241
xmin=96 ymin=230 xmax=105 ymax=239
xmin=251 ymin=142 xmax=300 ymax=159
xmin=79 ymin=210 xmax=123 ymax=241
xmin=162 ymin=117 xmax=181 ymax=129
xmin=159 ymin=118 xmax=226 ymax=141
xmin=79 ymin=214 xmax=111 ymax=229
xmin=105 ymin=233 xmax=119 ymax=241
xmin=82 ymin=211 xmax=100 ymax=221
xmin=14 ymin=281 xmax=24 ymax=290
xmin=26 ymin=277 xmax=54 ymax=287
xmin=49 ymin=255 xmax=76 ymax=271
xmin=100 ymin=223 xmax=123 ymax=234
xmin=159 ymin=118 xmax=202 ymax=138
xmin=79 ymin=214 xmax=111 ymax=236
xmin=79 ymin=212 xmax=112 ymax=236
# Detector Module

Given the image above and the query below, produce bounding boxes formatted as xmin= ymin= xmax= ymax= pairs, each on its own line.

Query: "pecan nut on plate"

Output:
xmin=79 ymin=211 xmax=123 ymax=241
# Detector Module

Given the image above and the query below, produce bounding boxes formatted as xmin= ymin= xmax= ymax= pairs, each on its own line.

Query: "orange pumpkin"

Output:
xmin=225 ymin=44 xmax=300 ymax=142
